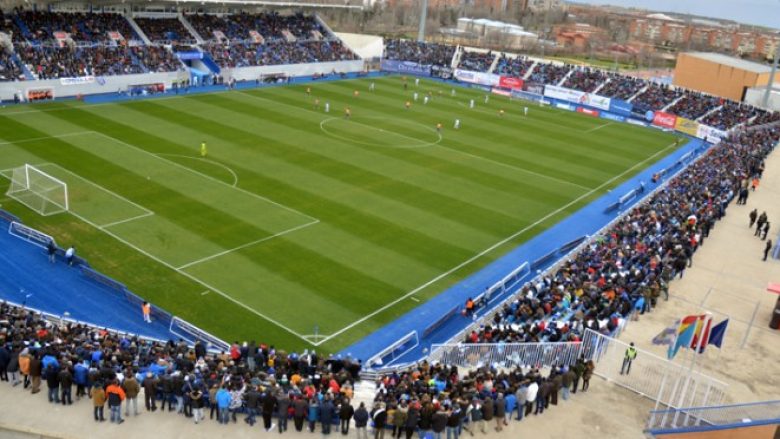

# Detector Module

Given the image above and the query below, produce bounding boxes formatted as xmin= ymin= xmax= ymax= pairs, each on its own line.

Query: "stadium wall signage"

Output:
xmin=577 ymin=107 xmax=599 ymax=117
xmin=60 ymin=76 xmax=95 ymax=86
xmin=380 ymin=60 xmax=432 ymax=76
xmin=652 ymin=111 xmax=677 ymax=129
xmin=674 ymin=117 xmax=700 ymax=137
xmin=600 ymin=111 xmax=626 ymax=123
xmin=497 ymin=76 xmax=524 ymax=90
xmin=543 ymin=85 xmax=611 ymax=111
xmin=696 ymin=124 xmax=728 ymax=143
xmin=454 ymin=69 xmax=500 ymax=87
xmin=609 ymin=99 xmax=633 ymax=116
xmin=176 ymin=51 xmax=205 ymax=61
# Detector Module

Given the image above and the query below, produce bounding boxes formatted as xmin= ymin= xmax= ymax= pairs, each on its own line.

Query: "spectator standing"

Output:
xmin=582 ymin=360 xmax=595 ymax=392
xmin=58 ymin=364 xmax=73 ymax=405
xmin=216 ymin=386 xmax=231 ymax=425
xmin=293 ymin=395 xmax=308 ymax=432
xmin=29 ymin=353 xmax=41 ymax=394
xmin=45 ymin=364 xmax=59 ymax=403
xmin=750 ymin=209 xmax=758 ymax=228
xmin=90 ymin=382 xmax=106 ymax=422
xmin=339 ymin=397 xmax=354 ymax=435
xmin=431 ymin=408 xmax=447 ymax=439
xmin=191 ymin=388 xmax=204 ymax=424
xmin=262 ymin=387 xmax=278 ymax=432
xmin=621 ymin=343 xmax=638 ymax=375
xmin=65 ymin=246 xmax=76 ymax=266
xmin=46 ymin=240 xmax=56 ymax=263
xmin=142 ymin=301 xmax=151 ymax=323
xmin=278 ymin=390 xmax=291 ymax=434
xmin=106 ymin=379 xmax=126 ymax=424
xmin=320 ymin=395 xmax=334 ymax=435
xmin=354 ymin=402 xmax=369 ymax=439
xmin=494 ymin=394 xmax=505 ymax=431
xmin=764 ymin=240 xmax=773 ymax=261
xmin=142 ymin=372 xmax=158 ymax=412
xmin=371 ymin=403 xmax=387 ymax=439
xmin=122 ymin=372 xmax=140 ymax=416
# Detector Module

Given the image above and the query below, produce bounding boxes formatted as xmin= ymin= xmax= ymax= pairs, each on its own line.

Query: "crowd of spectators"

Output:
xmin=561 ymin=67 xmax=609 ymax=93
xmin=0 ymin=8 xmax=26 ymax=42
xmin=134 ymin=17 xmax=195 ymax=44
xmin=598 ymin=74 xmax=645 ymax=101
xmin=188 ymin=12 xmax=327 ymax=43
xmin=700 ymin=101 xmax=759 ymax=130
xmin=494 ymin=54 xmax=534 ymax=78
xmin=631 ymin=83 xmax=684 ymax=113
xmin=747 ymin=108 xmax=780 ymax=128
xmin=463 ymin=125 xmax=778 ymax=345
xmin=0 ymin=301 xmax=366 ymax=430
xmin=16 ymin=44 xmax=181 ymax=79
xmin=667 ymin=92 xmax=722 ymax=121
xmin=370 ymin=359 xmax=596 ymax=438
xmin=16 ymin=10 xmax=138 ymax=44
xmin=457 ymin=50 xmax=495 ymax=73
xmin=204 ymin=40 xmax=356 ymax=68
xmin=0 ymin=50 xmax=21 ymax=81
xmin=527 ymin=62 xmax=572 ymax=86
xmin=383 ymin=39 xmax=455 ymax=67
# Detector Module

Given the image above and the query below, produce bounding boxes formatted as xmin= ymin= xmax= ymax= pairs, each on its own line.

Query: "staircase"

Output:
xmin=592 ymin=78 xmax=609 ymax=94
xmin=128 ymin=50 xmax=149 ymax=73
xmin=125 ymin=15 xmax=151 ymax=45
xmin=487 ymin=52 xmax=500 ymax=74
xmin=522 ymin=60 xmax=538 ymax=80
xmin=178 ymin=14 xmax=204 ymax=45
xmin=557 ymin=67 xmax=574 ymax=86
xmin=628 ymin=85 xmax=648 ymax=103
xmin=450 ymin=45 xmax=462 ymax=69
xmin=200 ymin=52 xmax=221 ymax=75
xmin=11 ymin=52 xmax=34 ymax=80
xmin=696 ymin=105 xmax=722 ymax=122
xmin=662 ymin=94 xmax=685 ymax=112
xmin=12 ymin=14 xmax=33 ymax=41
xmin=351 ymin=378 xmax=376 ymax=410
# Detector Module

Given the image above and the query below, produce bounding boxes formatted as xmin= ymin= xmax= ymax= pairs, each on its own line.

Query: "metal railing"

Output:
xmin=428 ymin=341 xmax=583 ymax=369
xmin=646 ymin=400 xmax=780 ymax=432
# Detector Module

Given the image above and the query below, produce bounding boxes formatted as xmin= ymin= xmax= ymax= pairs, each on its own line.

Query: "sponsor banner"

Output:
xmin=213 ymin=30 xmax=227 ymax=41
xmin=652 ymin=111 xmax=677 ymax=129
xmin=510 ymin=90 xmax=543 ymax=101
xmin=454 ymin=69 xmax=500 ymax=87
xmin=675 ymin=117 xmax=699 ymax=137
xmin=696 ymin=124 xmax=727 ymax=143
xmin=60 ymin=76 xmax=95 ymax=86
xmin=27 ymin=88 xmax=54 ymax=101
xmin=524 ymin=82 xmax=544 ymax=95
xmin=107 ymin=31 xmax=124 ymax=41
xmin=544 ymin=85 xmax=611 ymax=111
xmin=498 ymin=76 xmax=524 ymax=90
xmin=471 ymin=84 xmax=492 ymax=92
xmin=176 ymin=51 xmax=203 ymax=61
xmin=577 ymin=107 xmax=599 ymax=117
xmin=627 ymin=118 xmax=648 ymax=127
xmin=609 ymin=99 xmax=633 ymax=116
xmin=431 ymin=65 xmax=452 ymax=79
xmin=380 ymin=60 xmax=432 ymax=77
xmin=600 ymin=112 xmax=626 ymax=123
xmin=556 ymin=103 xmax=573 ymax=111
xmin=491 ymin=88 xmax=511 ymax=97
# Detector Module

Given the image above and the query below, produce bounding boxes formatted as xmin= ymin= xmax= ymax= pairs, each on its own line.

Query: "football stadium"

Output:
xmin=0 ymin=1 xmax=779 ymax=438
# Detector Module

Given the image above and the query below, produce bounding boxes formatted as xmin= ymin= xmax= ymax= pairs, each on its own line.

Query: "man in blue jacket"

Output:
xmin=216 ymin=386 xmax=231 ymax=425
xmin=74 ymin=360 xmax=89 ymax=399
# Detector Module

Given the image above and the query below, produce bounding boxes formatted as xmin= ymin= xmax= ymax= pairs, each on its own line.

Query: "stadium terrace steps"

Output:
xmin=662 ymin=94 xmax=685 ymax=112
xmin=201 ymin=53 xmax=222 ymax=75
xmin=179 ymin=14 xmax=204 ymax=45
xmin=10 ymin=52 xmax=34 ymax=81
xmin=487 ymin=52 xmax=500 ymax=74
xmin=628 ymin=84 xmax=649 ymax=103
xmin=450 ymin=45 xmax=462 ymax=69
xmin=523 ymin=60 xmax=538 ymax=80
xmin=125 ymin=15 xmax=152 ymax=45
xmin=351 ymin=379 xmax=377 ymax=410
xmin=556 ymin=67 xmax=574 ymax=86
xmin=697 ymin=105 xmax=723 ymax=122
xmin=592 ymin=77 xmax=609 ymax=94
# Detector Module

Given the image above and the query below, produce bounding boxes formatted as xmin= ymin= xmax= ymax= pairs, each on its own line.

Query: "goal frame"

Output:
xmin=6 ymin=164 xmax=70 ymax=216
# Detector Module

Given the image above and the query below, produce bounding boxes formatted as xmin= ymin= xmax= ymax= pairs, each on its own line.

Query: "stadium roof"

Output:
xmin=686 ymin=52 xmax=773 ymax=74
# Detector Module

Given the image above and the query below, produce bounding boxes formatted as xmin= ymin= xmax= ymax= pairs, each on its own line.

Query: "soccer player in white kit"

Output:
xmin=484 ymin=95 xmax=489 ymax=104
xmin=415 ymin=78 xmax=420 ymax=87
xmin=369 ymin=82 xmax=375 ymax=91
xmin=324 ymin=102 xmax=330 ymax=113
xmin=423 ymin=96 xmax=429 ymax=105
xmin=413 ymin=92 xmax=419 ymax=101
xmin=469 ymin=99 xmax=475 ymax=109
xmin=524 ymin=107 xmax=529 ymax=116
xmin=454 ymin=119 xmax=461 ymax=129
xmin=451 ymin=89 xmax=456 ymax=97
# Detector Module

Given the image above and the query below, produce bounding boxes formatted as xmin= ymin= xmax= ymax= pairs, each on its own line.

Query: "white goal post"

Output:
xmin=5 ymin=164 xmax=69 ymax=216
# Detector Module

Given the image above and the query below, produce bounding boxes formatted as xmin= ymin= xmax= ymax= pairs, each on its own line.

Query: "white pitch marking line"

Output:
xmin=98 ymin=211 xmax=155 ymax=229
xmin=155 ymin=153 xmax=240 ymax=188
xmin=200 ymin=290 xmax=210 ymax=296
xmin=176 ymin=219 xmax=320 ymax=270
xmin=87 ymin=131 xmax=319 ymax=223
xmin=63 ymin=208 xmax=313 ymax=344
xmin=409 ymin=297 xmax=420 ymax=302
xmin=434 ymin=145 xmax=594 ymax=192
xmin=0 ymin=131 xmax=97 ymax=146
xmin=311 ymin=140 xmax=682 ymax=346
xmin=584 ymin=122 xmax=612 ymax=133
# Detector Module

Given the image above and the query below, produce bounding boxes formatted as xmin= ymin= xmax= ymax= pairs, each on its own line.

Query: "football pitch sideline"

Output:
xmin=0 ymin=76 xmax=678 ymax=351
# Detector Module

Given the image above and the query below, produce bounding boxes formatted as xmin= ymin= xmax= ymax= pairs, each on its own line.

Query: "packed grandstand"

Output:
xmin=0 ymin=5 xmax=779 ymax=439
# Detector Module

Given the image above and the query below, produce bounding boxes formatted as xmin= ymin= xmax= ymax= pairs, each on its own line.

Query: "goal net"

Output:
xmin=6 ymin=164 xmax=69 ymax=216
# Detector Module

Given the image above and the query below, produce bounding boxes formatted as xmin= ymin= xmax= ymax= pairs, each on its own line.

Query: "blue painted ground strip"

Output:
xmin=0 ymin=225 xmax=172 ymax=340
xmin=340 ymin=137 xmax=707 ymax=364
xmin=0 ymin=73 xmax=707 ymax=360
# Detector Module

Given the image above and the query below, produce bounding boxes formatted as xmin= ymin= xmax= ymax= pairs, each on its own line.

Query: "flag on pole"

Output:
xmin=706 ymin=319 xmax=729 ymax=349
xmin=667 ymin=315 xmax=700 ymax=360
xmin=690 ymin=317 xmax=713 ymax=351
xmin=652 ymin=320 xmax=679 ymax=345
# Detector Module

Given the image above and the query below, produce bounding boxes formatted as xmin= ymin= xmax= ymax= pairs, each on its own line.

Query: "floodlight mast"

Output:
xmin=763 ymin=44 xmax=780 ymax=109
xmin=417 ymin=0 xmax=428 ymax=42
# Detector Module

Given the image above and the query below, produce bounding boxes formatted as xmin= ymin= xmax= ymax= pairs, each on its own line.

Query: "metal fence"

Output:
xmin=581 ymin=330 xmax=728 ymax=410
xmin=646 ymin=400 xmax=780 ymax=432
xmin=428 ymin=341 xmax=583 ymax=369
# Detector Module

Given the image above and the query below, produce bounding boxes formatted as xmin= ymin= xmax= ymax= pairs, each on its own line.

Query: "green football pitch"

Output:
xmin=0 ymin=76 xmax=678 ymax=353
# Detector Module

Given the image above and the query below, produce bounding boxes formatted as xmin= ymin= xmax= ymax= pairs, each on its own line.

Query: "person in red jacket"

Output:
xmin=106 ymin=379 xmax=126 ymax=424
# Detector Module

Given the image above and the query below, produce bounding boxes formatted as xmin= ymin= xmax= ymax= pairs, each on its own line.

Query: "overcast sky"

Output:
xmin=568 ymin=0 xmax=780 ymax=29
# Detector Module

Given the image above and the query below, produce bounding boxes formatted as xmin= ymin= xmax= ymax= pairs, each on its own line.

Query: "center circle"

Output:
xmin=319 ymin=116 xmax=442 ymax=149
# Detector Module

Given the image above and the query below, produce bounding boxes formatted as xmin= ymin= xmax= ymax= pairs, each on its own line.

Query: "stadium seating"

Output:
xmin=494 ymin=54 xmax=534 ymax=78
xmin=700 ymin=100 xmax=758 ymax=130
xmin=631 ymin=83 xmax=683 ymax=112
xmin=457 ymin=50 xmax=495 ymax=72
xmin=561 ymin=67 xmax=609 ymax=93
xmin=382 ymin=39 xmax=455 ymax=67
xmin=0 ymin=8 xmax=26 ymax=42
xmin=134 ymin=17 xmax=196 ymax=45
xmin=527 ymin=62 xmax=572 ymax=85
xmin=203 ymin=39 xmax=356 ymax=68
xmin=187 ymin=11 xmax=329 ymax=43
xmin=0 ymin=50 xmax=21 ymax=81
xmin=598 ymin=73 xmax=645 ymax=100
xmin=16 ymin=10 xmax=139 ymax=44
xmin=667 ymin=92 xmax=722 ymax=120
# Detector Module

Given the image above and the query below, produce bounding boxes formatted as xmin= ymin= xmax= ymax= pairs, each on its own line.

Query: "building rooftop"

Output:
xmin=685 ymin=52 xmax=773 ymax=74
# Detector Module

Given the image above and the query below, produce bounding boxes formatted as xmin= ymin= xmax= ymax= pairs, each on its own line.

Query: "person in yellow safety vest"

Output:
xmin=200 ymin=142 xmax=207 ymax=158
xmin=621 ymin=342 xmax=637 ymax=375
xmin=142 ymin=301 xmax=152 ymax=323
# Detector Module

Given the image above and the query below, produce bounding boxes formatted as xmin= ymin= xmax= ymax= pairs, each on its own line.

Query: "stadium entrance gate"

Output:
xmin=428 ymin=329 xmax=727 ymax=410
